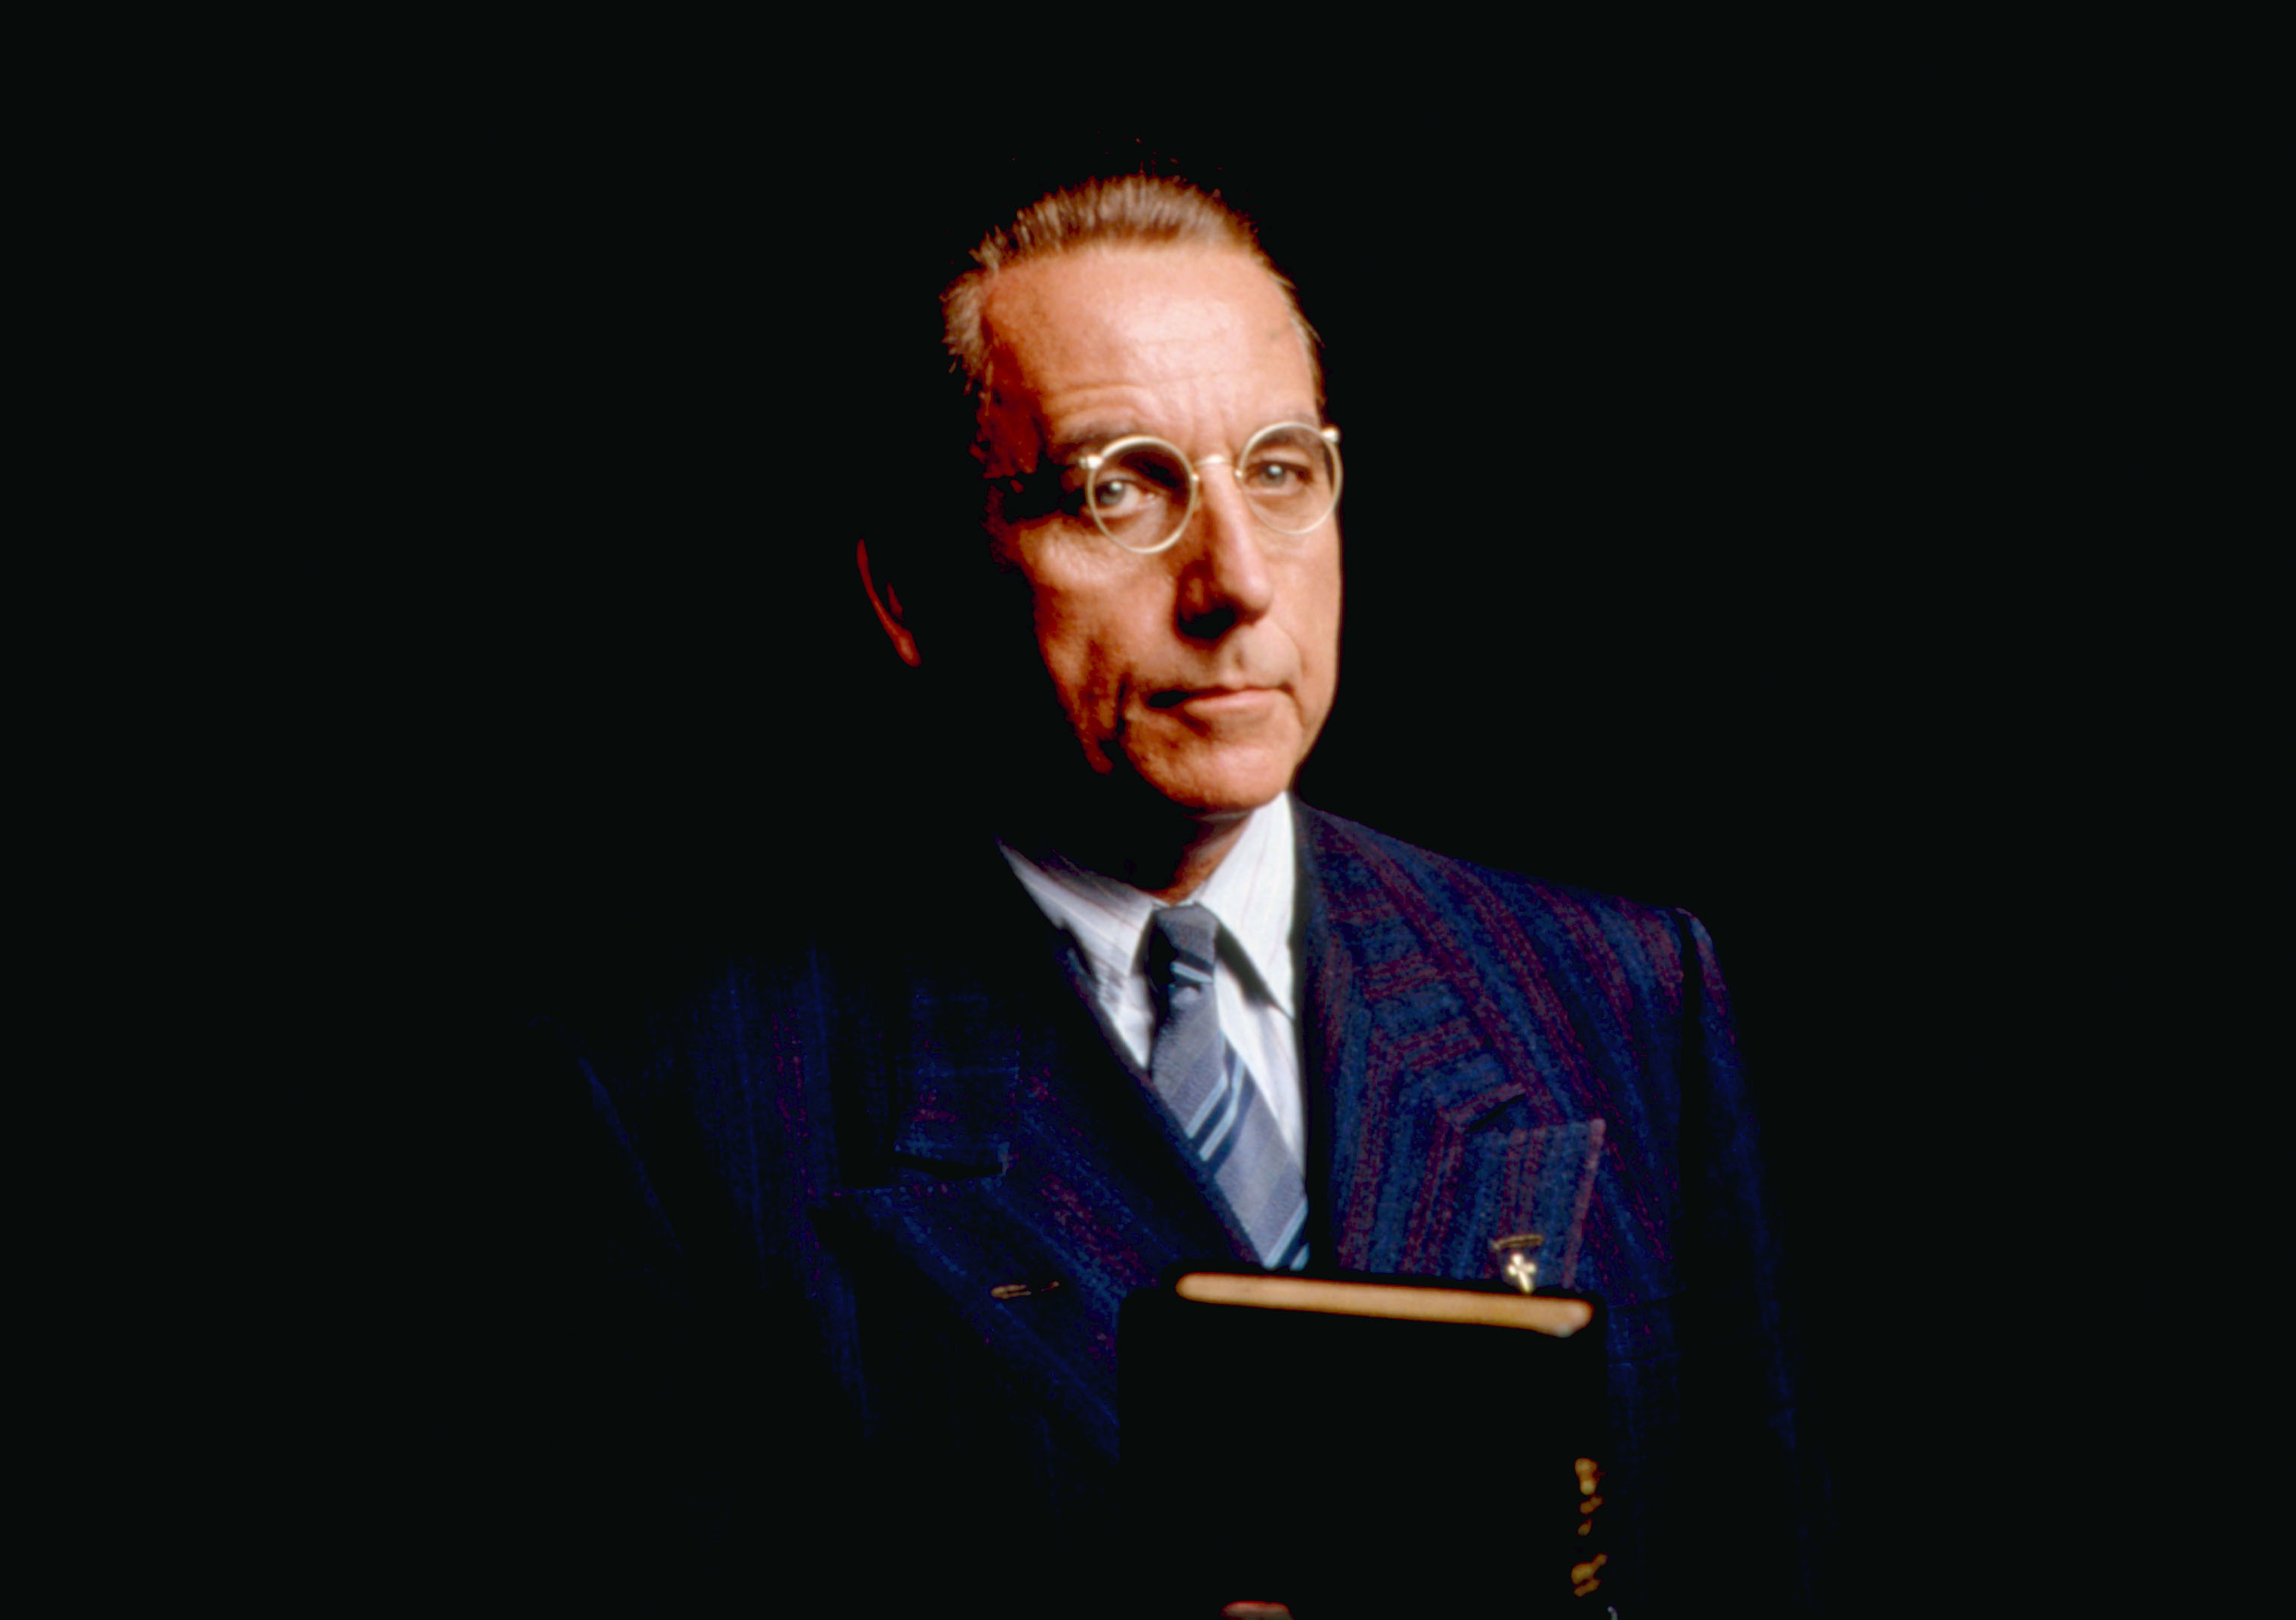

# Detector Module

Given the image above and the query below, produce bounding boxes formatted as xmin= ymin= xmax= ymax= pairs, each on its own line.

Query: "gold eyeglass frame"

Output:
xmin=1074 ymin=422 xmax=1343 ymax=556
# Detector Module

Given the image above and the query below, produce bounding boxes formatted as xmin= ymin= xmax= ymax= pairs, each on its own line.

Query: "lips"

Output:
xmin=1146 ymin=686 xmax=1277 ymax=710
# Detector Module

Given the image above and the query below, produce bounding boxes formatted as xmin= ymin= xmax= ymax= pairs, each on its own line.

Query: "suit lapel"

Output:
xmin=832 ymin=868 xmax=1251 ymax=1459
xmin=1298 ymin=805 xmax=1610 ymax=1289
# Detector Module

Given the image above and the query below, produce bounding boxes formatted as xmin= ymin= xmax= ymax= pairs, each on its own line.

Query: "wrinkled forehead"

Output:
xmin=984 ymin=249 xmax=1300 ymax=375
xmin=973 ymin=246 xmax=1317 ymax=468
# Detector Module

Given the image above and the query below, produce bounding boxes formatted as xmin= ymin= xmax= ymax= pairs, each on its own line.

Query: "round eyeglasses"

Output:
xmin=1074 ymin=422 xmax=1343 ymax=555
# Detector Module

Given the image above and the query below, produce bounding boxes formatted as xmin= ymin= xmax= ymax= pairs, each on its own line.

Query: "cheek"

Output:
xmin=1291 ymin=557 xmax=1344 ymax=695
xmin=1029 ymin=581 xmax=1153 ymax=733
xmin=1033 ymin=607 xmax=1108 ymax=717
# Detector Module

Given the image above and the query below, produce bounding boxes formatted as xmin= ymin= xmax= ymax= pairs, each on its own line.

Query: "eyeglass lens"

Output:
xmin=1087 ymin=425 xmax=1339 ymax=553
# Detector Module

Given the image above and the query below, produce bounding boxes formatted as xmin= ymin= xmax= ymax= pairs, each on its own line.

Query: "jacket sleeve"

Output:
xmin=471 ymin=994 xmax=859 ymax=1579
xmin=1672 ymin=907 xmax=1829 ymax=1611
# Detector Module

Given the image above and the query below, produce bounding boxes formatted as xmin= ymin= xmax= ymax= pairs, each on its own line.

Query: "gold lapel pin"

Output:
xmin=1488 ymin=1232 xmax=1544 ymax=1293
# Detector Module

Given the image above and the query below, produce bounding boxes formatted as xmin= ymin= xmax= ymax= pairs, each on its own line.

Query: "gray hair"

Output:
xmin=940 ymin=175 xmax=1323 ymax=417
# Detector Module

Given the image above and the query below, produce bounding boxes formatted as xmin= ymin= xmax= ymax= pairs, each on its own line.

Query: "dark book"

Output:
xmin=1121 ymin=1270 xmax=1614 ymax=1616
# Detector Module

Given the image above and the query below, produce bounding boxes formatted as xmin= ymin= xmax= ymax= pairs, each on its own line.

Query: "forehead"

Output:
xmin=977 ymin=246 xmax=1315 ymax=443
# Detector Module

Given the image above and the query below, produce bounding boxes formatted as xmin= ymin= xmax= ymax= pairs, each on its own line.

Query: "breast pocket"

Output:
xmin=1369 ymin=1088 xmax=1607 ymax=1288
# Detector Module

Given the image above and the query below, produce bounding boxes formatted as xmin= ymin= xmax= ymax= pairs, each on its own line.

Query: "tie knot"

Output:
xmin=1146 ymin=905 xmax=1219 ymax=1008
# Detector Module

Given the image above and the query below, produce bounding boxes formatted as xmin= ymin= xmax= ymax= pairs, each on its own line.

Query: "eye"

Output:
xmin=1090 ymin=474 xmax=1159 ymax=519
xmin=1087 ymin=444 xmax=1190 ymax=529
xmin=1243 ymin=456 xmax=1310 ymax=492
xmin=1242 ymin=449 xmax=1326 ymax=501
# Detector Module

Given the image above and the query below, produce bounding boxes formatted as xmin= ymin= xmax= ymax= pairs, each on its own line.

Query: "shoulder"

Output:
xmin=518 ymin=836 xmax=1061 ymax=1112
xmin=1293 ymin=802 xmax=1705 ymax=990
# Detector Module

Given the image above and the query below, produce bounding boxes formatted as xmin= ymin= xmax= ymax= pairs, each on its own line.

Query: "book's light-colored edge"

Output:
xmin=1173 ymin=1272 xmax=1594 ymax=1337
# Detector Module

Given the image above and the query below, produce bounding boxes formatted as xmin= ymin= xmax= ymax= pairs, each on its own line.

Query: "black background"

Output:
xmin=382 ymin=106 xmax=2099 ymax=1597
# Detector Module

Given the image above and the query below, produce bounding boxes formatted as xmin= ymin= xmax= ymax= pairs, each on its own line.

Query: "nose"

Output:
xmin=1173 ymin=461 xmax=1275 ymax=639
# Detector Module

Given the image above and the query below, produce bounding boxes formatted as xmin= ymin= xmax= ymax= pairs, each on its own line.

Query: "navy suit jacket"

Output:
xmin=519 ymin=803 xmax=1813 ymax=1609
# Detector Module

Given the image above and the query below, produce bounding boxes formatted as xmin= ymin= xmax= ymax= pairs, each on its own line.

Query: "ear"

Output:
xmin=857 ymin=537 xmax=922 ymax=668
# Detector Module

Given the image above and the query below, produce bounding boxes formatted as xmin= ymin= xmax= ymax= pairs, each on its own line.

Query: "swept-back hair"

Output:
xmin=940 ymin=175 xmax=1323 ymax=420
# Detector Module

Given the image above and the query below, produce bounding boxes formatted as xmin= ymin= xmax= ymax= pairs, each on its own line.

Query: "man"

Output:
xmin=525 ymin=176 xmax=1812 ymax=1611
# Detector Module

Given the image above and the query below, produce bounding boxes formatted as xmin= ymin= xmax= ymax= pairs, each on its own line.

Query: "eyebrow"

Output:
xmin=1042 ymin=411 xmax=1323 ymax=465
xmin=1042 ymin=424 xmax=1141 ymax=465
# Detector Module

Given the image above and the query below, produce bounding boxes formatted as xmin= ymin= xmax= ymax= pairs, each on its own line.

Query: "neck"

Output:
xmin=1008 ymin=794 xmax=1270 ymax=904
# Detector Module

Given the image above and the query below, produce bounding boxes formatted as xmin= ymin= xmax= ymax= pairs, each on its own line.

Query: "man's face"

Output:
xmin=973 ymin=246 xmax=1341 ymax=824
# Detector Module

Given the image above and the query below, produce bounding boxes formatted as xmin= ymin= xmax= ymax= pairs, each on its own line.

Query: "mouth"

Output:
xmin=1146 ymin=686 xmax=1281 ymax=713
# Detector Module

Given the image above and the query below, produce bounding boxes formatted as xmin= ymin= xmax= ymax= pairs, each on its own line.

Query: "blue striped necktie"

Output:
xmin=1145 ymin=905 xmax=1308 ymax=1272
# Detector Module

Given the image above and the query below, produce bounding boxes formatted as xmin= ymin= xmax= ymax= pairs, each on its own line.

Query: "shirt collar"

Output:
xmin=998 ymin=793 xmax=1298 ymax=1017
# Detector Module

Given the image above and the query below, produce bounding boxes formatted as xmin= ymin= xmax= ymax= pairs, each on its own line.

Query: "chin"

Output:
xmin=1125 ymin=747 xmax=1300 ymax=822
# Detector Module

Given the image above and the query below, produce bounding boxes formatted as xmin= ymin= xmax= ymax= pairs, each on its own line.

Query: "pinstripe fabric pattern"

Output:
xmin=541 ymin=802 xmax=1808 ymax=1607
xmin=1148 ymin=905 xmax=1308 ymax=1271
xmin=1300 ymin=810 xmax=1688 ymax=1309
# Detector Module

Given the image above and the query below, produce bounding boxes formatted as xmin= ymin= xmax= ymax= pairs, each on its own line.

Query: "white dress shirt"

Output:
xmin=998 ymin=794 xmax=1304 ymax=1164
